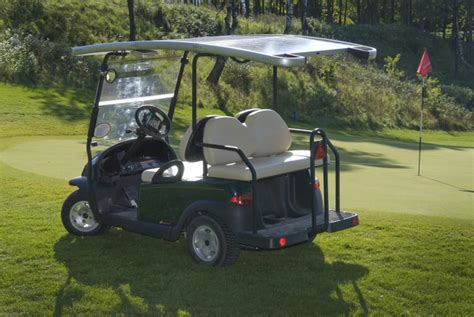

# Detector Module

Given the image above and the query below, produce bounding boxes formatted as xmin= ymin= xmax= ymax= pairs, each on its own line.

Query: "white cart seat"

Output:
xmin=208 ymin=150 xmax=324 ymax=181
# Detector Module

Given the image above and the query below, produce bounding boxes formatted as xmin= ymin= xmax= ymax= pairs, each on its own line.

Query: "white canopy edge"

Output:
xmin=72 ymin=35 xmax=377 ymax=67
xmin=98 ymin=93 xmax=174 ymax=106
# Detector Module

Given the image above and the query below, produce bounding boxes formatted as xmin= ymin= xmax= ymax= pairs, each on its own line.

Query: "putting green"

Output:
xmin=0 ymin=137 xmax=87 ymax=181
xmin=328 ymin=138 xmax=473 ymax=220
xmin=0 ymin=135 xmax=472 ymax=219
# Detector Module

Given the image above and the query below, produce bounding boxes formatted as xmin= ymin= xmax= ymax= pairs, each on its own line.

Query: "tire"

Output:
xmin=61 ymin=191 xmax=109 ymax=236
xmin=186 ymin=215 xmax=240 ymax=266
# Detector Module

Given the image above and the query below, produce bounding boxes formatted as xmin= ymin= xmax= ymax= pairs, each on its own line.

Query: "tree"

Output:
xmin=390 ymin=0 xmax=395 ymax=23
xmin=338 ymin=0 xmax=343 ymax=25
xmin=326 ymin=0 xmax=334 ymax=23
xmin=301 ymin=0 xmax=309 ymax=34
xmin=284 ymin=0 xmax=293 ymax=33
xmin=207 ymin=0 xmax=239 ymax=86
xmin=467 ymin=0 xmax=473 ymax=44
xmin=127 ymin=0 xmax=136 ymax=41
xmin=453 ymin=0 xmax=473 ymax=78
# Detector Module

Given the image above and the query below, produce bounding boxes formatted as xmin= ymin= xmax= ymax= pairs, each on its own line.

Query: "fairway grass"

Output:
xmin=1 ymin=161 xmax=473 ymax=315
xmin=0 ymin=83 xmax=473 ymax=315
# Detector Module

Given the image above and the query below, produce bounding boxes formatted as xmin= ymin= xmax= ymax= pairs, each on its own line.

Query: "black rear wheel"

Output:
xmin=61 ymin=191 xmax=109 ymax=236
xmin=186 ymin=215 xmax=240 ymax=266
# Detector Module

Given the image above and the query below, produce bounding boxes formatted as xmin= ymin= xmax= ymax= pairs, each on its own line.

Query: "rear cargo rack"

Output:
xmin=289 ymin=128 xmax=341 ymax=235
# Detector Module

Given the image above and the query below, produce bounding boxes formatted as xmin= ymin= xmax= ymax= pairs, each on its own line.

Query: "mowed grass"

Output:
xmin=0 ymin=83 xmax=473 ymax=315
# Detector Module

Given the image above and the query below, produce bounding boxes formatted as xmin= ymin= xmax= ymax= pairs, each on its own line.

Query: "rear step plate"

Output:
xmin=327 ymin=210 xmax=359 ymax=233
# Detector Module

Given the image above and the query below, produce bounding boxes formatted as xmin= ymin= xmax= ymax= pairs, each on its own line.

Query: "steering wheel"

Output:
xmin=135 ymin=105 xmax=171 ymax=139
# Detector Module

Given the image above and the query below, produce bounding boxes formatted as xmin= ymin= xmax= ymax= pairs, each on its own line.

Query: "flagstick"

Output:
xmin=417 ymin=76 xmax=425 ymax=176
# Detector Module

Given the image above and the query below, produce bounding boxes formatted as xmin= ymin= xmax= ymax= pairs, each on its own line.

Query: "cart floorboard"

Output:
xmin=101 ymin=210 xmax=173 ymax=239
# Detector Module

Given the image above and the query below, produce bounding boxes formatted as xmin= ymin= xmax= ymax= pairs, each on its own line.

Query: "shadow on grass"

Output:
xmin=288 ymin=120 xmax=473 ymax=152
xmin=332 ymin=133 xmax=472 ymax=152
xmin=28 ymin=86 xmax=93 ymax=122
xmin=420 ymin=175 xmax=473 ymax=192
xmin=291 ymin=139 xmax=408 ymax=172
xmin=54 ymin=232 xmax=369 ymax=315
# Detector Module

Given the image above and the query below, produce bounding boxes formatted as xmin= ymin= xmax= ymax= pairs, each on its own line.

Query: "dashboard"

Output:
xmin=122 ymin=157 xmax=161 ymax=176
xmin=96 ymin=138 xmax=176 ymax=180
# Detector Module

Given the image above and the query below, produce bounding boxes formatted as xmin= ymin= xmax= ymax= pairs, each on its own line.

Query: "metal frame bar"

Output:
xmin=289 ymin=128 xmax=340 ymax=234
xmin=86 ymin=52 xmax=127 ymax=216
xmin=167 ymin=51 xmax=189 ymax=121
xmin=273 ymin=66 xmax=278 ymax=109
xmin=191 ymin=53 xmax=217 ymax=130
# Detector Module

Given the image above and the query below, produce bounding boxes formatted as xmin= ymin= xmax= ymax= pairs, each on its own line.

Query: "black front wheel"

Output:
xmin=61 ymin=191 xmax=109 ymax=236
xmin=186 ymin=215 xmax=240 ymax=266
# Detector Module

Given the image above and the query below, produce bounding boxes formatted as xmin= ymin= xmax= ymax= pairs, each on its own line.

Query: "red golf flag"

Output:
xmin=417 ymin=48 xmax=432 ymax=77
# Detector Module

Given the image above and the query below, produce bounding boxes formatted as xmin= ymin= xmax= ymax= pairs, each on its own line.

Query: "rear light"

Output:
xmin=313 ymin=178 xmax=320 ymax=189
xmin=352 ymin=217 xmax=359 ymax=226
xmin=315 ymin=142 xmax=327 ymax=160
xmin=229 ymin=193 xmax=253 ymax=206
xmin=279 ymin=237 xmax=287 ymax=247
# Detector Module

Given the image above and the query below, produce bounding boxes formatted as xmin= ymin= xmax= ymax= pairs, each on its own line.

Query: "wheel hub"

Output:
xmin=192 ymin=225 xmax=219 ymax=262
xmin=69 ymin=201 xmax=99 ymax=233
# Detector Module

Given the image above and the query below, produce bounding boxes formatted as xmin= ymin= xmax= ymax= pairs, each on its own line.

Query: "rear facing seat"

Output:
xmin=203 ymin=109 xmax=325 ymax=181
xmin=141 ymin=109 xmax=325 ymax=183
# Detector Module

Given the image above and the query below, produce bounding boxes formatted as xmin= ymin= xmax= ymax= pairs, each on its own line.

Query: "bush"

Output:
xmin=0 ymin=29 xmax=97 ymax=88
xmin=177 ymin=55 xmax=472 ymax=131
xmin=441 ymin=85 xmax=474 ymax=111
xmin=153 ymin=5 xmax=223 ymax=38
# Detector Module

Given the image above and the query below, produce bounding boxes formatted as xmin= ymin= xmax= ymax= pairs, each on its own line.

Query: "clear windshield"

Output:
xmin=93 ymin=54 xmax=181 ymax=146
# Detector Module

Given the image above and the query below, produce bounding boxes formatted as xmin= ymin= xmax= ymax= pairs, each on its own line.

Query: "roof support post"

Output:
xmin=191 ymin=53 xmax=217 ymax=131
xmin=272 ymin=66 xmax=278 ymax=109
xmin=168 ymin=51 xmax=189 ymax=121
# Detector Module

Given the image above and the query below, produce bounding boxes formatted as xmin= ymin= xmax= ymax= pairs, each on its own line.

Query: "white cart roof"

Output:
xmin=72 ymin=35 xmax=376 ymax=67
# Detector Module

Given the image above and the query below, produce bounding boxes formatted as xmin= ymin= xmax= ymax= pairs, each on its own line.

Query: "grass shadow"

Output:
xmin=28 ymin=86 xmax=93 ymax=122
xmin=288 ymin=120 xmax=473 ymax=152
xmin=54 ymin=232 xmax=369 ymax=315
xmin=420 ymin=175 xmax=473 ymax=192
xmin=292 ymin=137 xmax=408 ymax=172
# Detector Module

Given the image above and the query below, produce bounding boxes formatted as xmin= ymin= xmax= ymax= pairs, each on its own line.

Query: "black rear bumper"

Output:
xmin=327 ymin=210 xmax=359 ymax=233
xmin=237 ymin=210 xmax=358 ymax=249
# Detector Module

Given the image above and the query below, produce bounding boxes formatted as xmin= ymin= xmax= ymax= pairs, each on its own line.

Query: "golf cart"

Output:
xmin=62 ymin=35 xmax=376 ymax=266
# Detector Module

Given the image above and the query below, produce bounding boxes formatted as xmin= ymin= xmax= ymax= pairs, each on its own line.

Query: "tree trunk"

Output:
xmin=225 ymin=4 xmax=232 ymax=34
xmin=240 ymin=0 xmax=246 ymax=16
xmin=284 ymin=0 xmax=293 ymax=34
xmin=127 ymin=0 xmax=136 ymax=41
xmin=338 ymin=0 xmax=343 ymax=25
xmin=207 ymin=57 xmax=228 ymax=85
xmin=408 ymin=0 xmax=412 ymax=25
xmin=343 ymin=0 xmax=348 ymax=25
xmin=231 ymin=1 xmax=239 ymax=34
xmin=301 ymin=0 xmax=308 ymax=35
xmin=326 ymin=0 xmax=333 ymax=23
xmin=208 ymin=0 xmax=239 ymax=86
xmin=356 ymin=0 xmax=361 ymax=23
xmin=254 ymin=0 xmax=261 ymax=15
xmin=314 ymin=0 xmax=322 ymax=18
xmin=467 ymin=0 xmax=472 ymax=44
xmin=453 ymin=0 xmax=473 ymax=75
xmin=441 ymin=2 xmax=447 ymax=39
xmin=367 ymin=0 xmax=373 ymax=24
xmin=390 ymin=0 xmax=395 ymax=23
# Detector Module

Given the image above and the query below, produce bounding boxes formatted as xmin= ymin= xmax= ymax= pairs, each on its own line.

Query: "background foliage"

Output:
xmin=0 ymin=0 xmax=472 ymax=130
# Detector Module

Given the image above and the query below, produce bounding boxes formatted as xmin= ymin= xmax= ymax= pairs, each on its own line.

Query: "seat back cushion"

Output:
xmin=245 ymin=109 xmax=292 ymax=157
xmin=203 ymin=116 xmax=254 ymax=165
xmin=179 ymin=116 xmax=217 ymax=161
xmin=234 ymin=108 xmax=260 ymax=123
